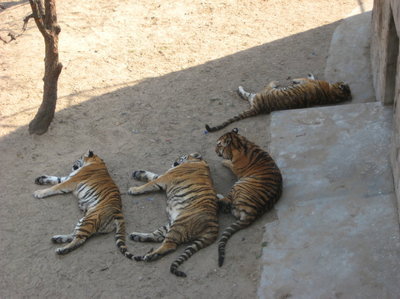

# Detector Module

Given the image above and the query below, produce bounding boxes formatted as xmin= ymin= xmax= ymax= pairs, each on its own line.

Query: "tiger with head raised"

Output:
xmin=205 ymin=73 xmax=352 ymax=132
xmin=33 ymin=150 xmax=134 ymax=259
xmin=214 ymin=128 xmax=282 ymax=266
xmin=128 ymin=153 xmax=219 ymax=278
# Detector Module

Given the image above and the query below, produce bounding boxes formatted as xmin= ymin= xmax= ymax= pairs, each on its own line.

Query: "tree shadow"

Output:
xmin=0 ymin=1 xmax=28 ymax=11
xmin=0 ymin=12 xmax=373 ymax=298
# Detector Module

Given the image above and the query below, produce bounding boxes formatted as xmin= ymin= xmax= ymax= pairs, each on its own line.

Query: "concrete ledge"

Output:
xmin=258 ymin=102 xmax=400 ymax=298
xmin=325 ymin=11 xmax=375 ymax=103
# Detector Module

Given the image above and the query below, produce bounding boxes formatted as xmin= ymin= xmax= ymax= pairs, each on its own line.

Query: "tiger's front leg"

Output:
xmin=33 ymin=177 xmax=76 ymax=199
xmin=128 ymin=171 xmax=166 ymax=195
xmin=35 ymin=175 xmax=69 ymax=185
xmin=221 ymin=159 xmax=234 ymax=171
xmin=292 ymin=73 xmax=315 ymax=85
xmin=237 ymin=86 xmax=257 ymax=104
xmin=132 ymin=170 xmax=160 ymax=182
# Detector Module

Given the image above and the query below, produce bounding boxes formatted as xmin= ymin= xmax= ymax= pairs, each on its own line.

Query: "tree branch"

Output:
xmin=28 ymin=0 xmax=47 ymax=37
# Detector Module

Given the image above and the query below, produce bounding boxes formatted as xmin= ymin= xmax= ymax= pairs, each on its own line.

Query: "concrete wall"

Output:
xmin=371 ymin=0 xmax=400 ymax=213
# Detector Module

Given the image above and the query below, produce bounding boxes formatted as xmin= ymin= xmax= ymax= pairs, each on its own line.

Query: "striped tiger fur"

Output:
xmin=205 ymin=73 xmax=352 ymax=132
xmin=215 ymin=128 xmax=282 ymax=266
xmin=128 ymin=153 xmax=219 ymax=277
xmin=33 ymin=150 xmax=134 ymax=259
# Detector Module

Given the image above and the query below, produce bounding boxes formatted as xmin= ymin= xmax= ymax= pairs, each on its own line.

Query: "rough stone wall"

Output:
xmin=371 ymin=0 xmax=400 ymax=216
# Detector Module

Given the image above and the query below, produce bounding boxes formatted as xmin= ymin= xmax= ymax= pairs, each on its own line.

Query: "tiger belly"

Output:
xmin=73 ymin=184 xmax=99 ymax=211
xmin=166 ymin=203 xmax=181 ymax=223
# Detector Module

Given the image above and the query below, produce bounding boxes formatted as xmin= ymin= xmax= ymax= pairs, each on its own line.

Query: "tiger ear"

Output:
xmin=232 ymin=128 xmax=239 ymax=134
xmin=88 ymin=150 xmax=94 ymax=158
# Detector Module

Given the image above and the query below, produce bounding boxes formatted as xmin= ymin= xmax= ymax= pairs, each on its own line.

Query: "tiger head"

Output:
xmin=330 ymin=81 xmax=352 ymax=102
xmin=215 ymin=128 xmax=244 ymax=160
xmin=172 ymin=152 xmax=203 ymax=167
xmin=72 ymin=150 xmax=102 ymax=171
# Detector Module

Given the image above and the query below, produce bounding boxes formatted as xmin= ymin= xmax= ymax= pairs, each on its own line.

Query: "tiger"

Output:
xmin=33 ymin=150 xmax=134 ymax=259
xmin=205 ymin=73 xmax=352 ymax=132
xmin=127 ymin=153 xmax=219 ymax=278
xmin=214 ymin=128 xmax=283 ymax=266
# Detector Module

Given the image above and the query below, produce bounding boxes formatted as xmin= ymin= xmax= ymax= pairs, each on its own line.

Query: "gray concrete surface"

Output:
xmin=324 ymin=11 xmax=375 ymax=103
xmin=258 ymin=9 xmax=400 ymax=297
xmin=258 ymin=102 xmax=400 ymax=298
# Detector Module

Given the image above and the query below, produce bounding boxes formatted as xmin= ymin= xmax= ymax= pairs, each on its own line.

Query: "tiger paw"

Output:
xmin=52 ymin=236 xmax=64 ymax=243
xmin=129 ymin=233 xmax=142 ymax=241
xmin=51 ymin=235 xmax=72 ymax=244
xmin=221 ymin=159 xmax=233 ymax=168
xmin=142 ymin=252 xmax=160 ymax=262
xmin=33 ymin=189 xmax=46 ymax=199
xmin=35 ymin=176 xmax=48 ymax=185
xmin=128 ymin=187 xmax=141 ymax=195
xmin=237 ymin=86 xmax=246 ymax=99
xmin=132 ymin=170 xmax=146 ymax=180
xmin=55 ymin=247 xmax=67 ymax=255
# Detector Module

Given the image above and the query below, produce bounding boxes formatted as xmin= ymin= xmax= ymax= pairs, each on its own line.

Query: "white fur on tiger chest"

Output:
xmin=73 ymin=184 xmax=99 ymax=212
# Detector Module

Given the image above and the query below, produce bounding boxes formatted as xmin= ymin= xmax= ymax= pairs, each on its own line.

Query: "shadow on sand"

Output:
xmin=0 ymin=13 xmax=369 ymax=298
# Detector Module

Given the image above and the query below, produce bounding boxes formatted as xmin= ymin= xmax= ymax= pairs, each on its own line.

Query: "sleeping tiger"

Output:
xmin=205 ymin=73 xmax=352 ymax=132
xmin=215 ymin=128 xmax=282 ymax=266
xmin=33 ymin=150 xmax=134 ymax=259
xmin=128 ymin=153 xmax=219 ymax=278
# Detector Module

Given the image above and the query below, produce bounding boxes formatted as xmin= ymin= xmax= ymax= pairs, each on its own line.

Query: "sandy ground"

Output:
xmin=0 ymin=0 xmax=370 ymax=298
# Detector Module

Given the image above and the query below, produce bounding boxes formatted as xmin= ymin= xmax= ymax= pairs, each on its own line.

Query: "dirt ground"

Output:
xmin=0 ymin=0 xmax=370 ymax=298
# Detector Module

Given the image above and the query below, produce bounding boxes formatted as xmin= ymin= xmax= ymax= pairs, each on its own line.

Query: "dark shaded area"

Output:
xmin=0 ymin=18 xmax=345 ymax=298
xmin=0 ymin=0 xmax=28 ymax=11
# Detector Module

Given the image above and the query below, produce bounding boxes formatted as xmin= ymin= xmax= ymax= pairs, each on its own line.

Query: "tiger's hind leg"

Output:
xmin=134 ymin=222 xmax=185 ymax=261
xmin=129 ymin=223 xmax=170 ymax=243
xmin=54 ymin=216 xmax=95 ymax=255
xmin=55 ymin=237 xmax=88 ymax=255
xmin=51 ymin=234 xmax=73 ymax=243
xmin=134 ymin=237 xmax=178 ymax=262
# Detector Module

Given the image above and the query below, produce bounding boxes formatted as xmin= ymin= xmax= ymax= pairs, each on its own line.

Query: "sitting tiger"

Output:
xmin=33 ymin=150 xmax=134 ymax=259
xmin=128 ymin=153 xmax=219 ymax=278
xmin=205 ymin=73 xmax=352 ymax=132
xmin=214 ymin=128 xmax=282 ymax=266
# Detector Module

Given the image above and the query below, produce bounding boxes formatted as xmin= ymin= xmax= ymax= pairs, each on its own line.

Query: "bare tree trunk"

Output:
xmin=28 ymin=0 xmax=62 ymax=135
